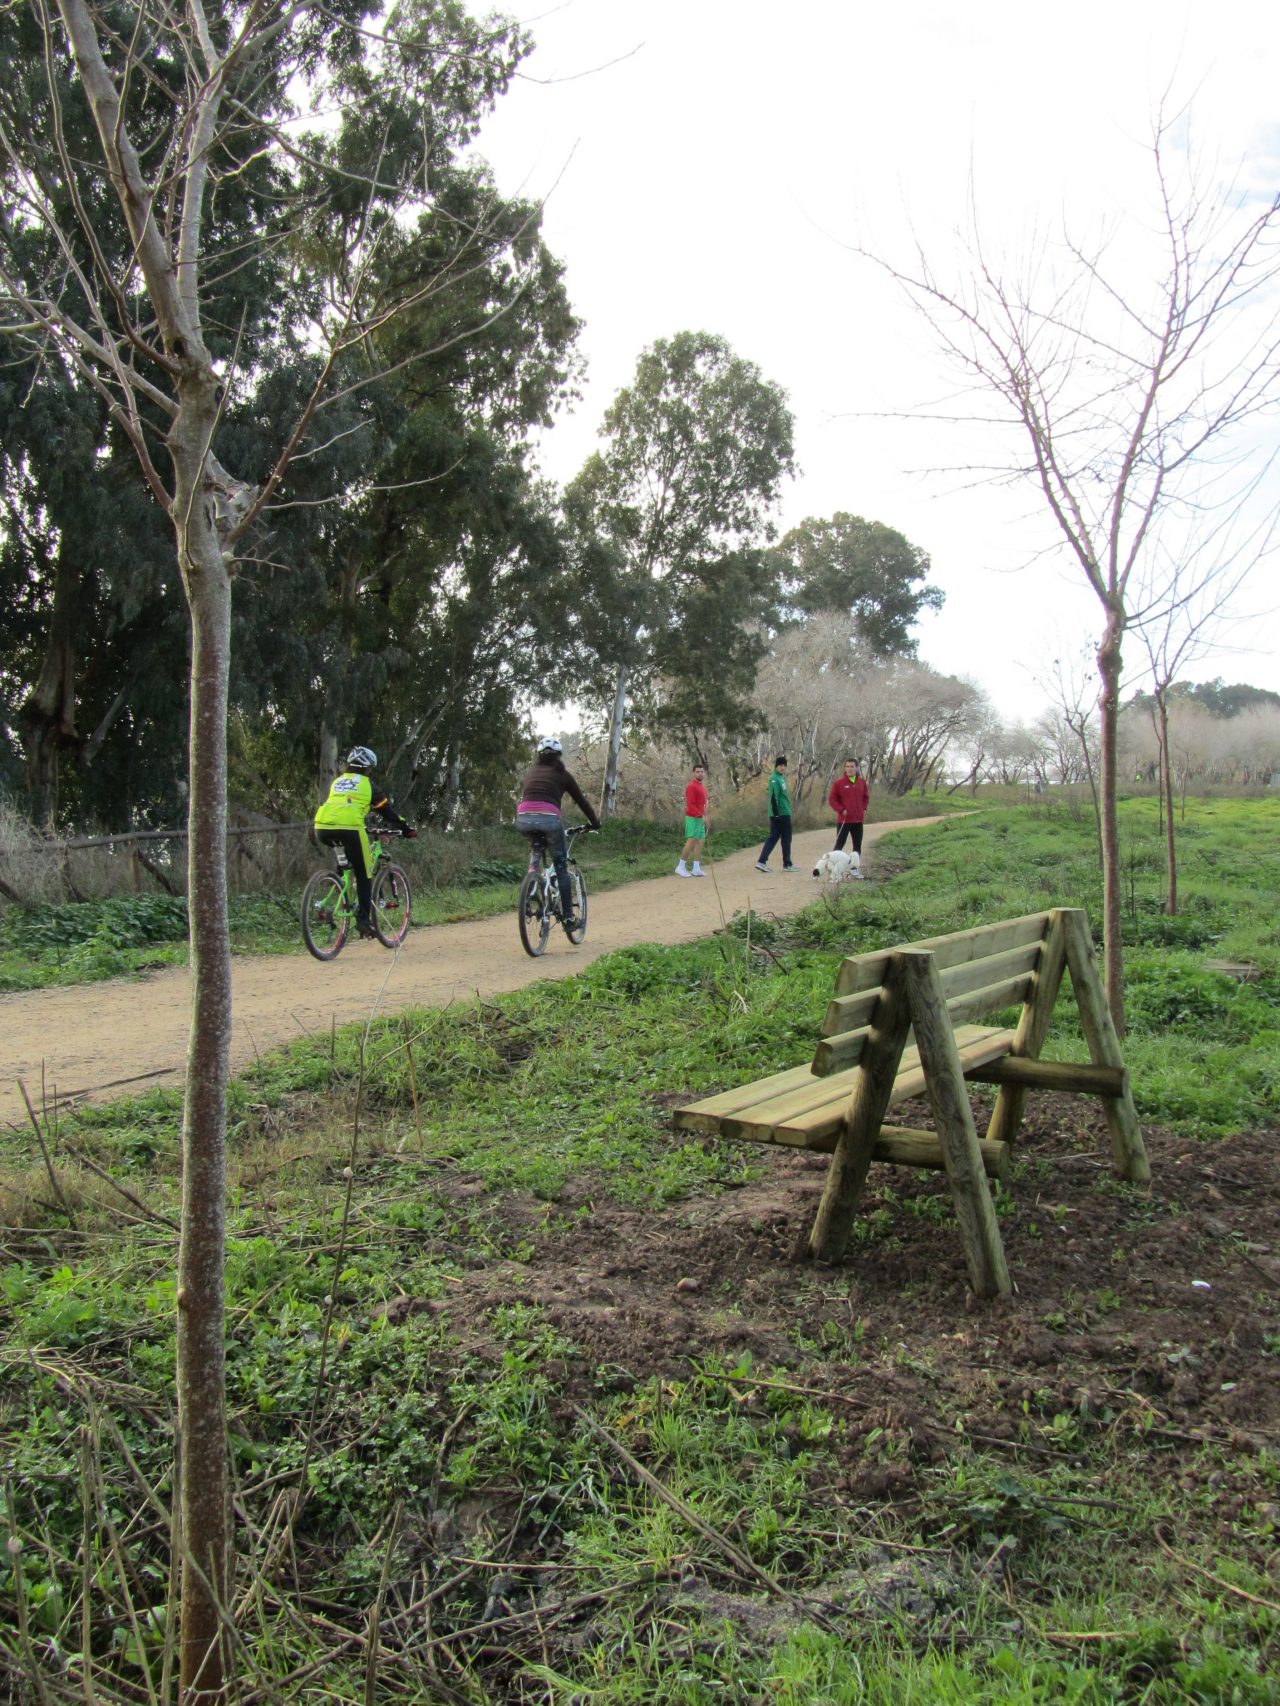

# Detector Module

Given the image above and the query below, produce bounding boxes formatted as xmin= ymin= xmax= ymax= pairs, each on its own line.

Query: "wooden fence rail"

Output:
xmin=47 ymin=822 xmax=310 ymax=853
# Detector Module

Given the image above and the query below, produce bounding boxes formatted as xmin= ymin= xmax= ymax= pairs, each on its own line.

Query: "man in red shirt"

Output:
xmin=675 ymin=764 xmax=709 ymax=877
xmin=828 ymin=759 xmax=869 ymax=858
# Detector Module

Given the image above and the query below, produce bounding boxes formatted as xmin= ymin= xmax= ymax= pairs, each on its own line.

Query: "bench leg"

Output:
xmin=986 ymin=910 xmax=1066 ymax=1148
xmin=903 ymin=952 xmax=1011 ymax=1299
xmin=808 ymin=956 xmax=913 ymax=1264
xmin=1062 ymin=910 xmax=1150 ymax=1184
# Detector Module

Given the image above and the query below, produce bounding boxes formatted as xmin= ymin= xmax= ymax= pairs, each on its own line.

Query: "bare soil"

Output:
xmin=393 ymin=1097 xmax=1280 ymax=1564
xmin=1 ymin=823 xmax=907 ymax=1126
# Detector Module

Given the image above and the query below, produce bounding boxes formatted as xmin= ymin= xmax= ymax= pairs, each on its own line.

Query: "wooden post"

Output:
xmin=808 ymin=954 xmax=913 ymax=1263
xmin=985 ymin=909 xmax=1066 ymax=1147
xmin=1061 ymin=910 xmax=1150 ymax=1183
xmin=901 ymin=951 xmax=1011 ymax=1298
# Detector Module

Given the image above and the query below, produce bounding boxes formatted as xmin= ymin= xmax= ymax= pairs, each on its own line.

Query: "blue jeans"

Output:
xmin=517 ymin=812 xmax=572 ymax=911
xmin=759 ymin=815 xmax=793 ymax=867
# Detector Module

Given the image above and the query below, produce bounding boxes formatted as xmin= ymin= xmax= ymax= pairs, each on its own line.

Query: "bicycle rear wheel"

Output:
xmin=565 ymin=865 xmax=588 ymax=944
xmin=371 ymin=862 xmax=412 ymax=948
xmin=518 ymin=871 xmax=552 ymax=957
xmin=302 ymin=870 xmax=349 ymax=960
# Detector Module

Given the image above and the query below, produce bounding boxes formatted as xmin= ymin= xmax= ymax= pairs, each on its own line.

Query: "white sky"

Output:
xmin=474 ymin=0 xmax=1280 ymax=722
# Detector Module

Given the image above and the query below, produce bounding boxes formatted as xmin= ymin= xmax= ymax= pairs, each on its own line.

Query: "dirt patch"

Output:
xmin=401 ymin=1100 xmax=1280 ymax=1557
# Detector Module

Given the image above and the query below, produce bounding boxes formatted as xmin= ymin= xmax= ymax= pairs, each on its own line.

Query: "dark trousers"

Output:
xmin=834 ymin=821 xmax=864 ymax=855
xmin=317 ymin=828 xmax=373 ymax=920
xmin=518 ymin=816 xmax=572 ymax=911
xmin=759 ymin=815 xmax=793 ymax=867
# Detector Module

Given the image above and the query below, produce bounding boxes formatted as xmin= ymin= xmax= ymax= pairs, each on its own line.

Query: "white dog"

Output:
xmin=812 ymin=849 xmax=862 ymax=882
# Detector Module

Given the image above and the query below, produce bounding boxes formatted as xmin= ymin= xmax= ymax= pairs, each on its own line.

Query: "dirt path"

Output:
xmin=2 ymin=820 xmax=932 ymax=1125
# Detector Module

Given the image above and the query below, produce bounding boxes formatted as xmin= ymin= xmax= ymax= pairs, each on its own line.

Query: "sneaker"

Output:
xmin=562 ymin=912 xmax=580 ymax=932
xmin=754 ymin=861 xmax=769 ymax=873
xmin=356 ymin=916 xmax=377 ymax=939
xmin=674 ymin=863 xmax=690 ymax=877
xmin=691 ymin=866 xmax=705 ymax=877
xmin=782 ymin=864 xmax=798 ymax=873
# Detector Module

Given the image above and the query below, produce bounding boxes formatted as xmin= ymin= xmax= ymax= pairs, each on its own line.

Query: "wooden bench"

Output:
xmin=675 ymin=908 xmax=1148 ymax=1297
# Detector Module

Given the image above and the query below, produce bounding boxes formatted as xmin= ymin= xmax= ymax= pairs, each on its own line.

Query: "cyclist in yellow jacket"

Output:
xmin=314 ymin=746 xmax=415 ymax=938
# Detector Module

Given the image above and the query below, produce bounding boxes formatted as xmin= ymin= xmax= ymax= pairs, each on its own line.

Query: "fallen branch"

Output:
xmin=17 ymin=1079 xmax=76 ymax=1229
xmin=1155 ymin=1526 xmax=1280 ymax=1615
xmin=79 ymin=1156 xmax=179 ymax=1230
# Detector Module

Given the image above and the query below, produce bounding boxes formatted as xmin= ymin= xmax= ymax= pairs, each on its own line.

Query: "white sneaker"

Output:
xmin=754 ymin=861 xmax=769 ymax=873
xmin=675 ymin=862 xmax=690 ymax=877
xmin=691 ymin=864 xmax=705 ymax=877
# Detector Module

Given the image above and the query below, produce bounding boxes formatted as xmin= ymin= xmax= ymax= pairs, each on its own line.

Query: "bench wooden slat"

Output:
xmin=672 ymin=1061 xmax=817 ymax=1134
xmin=724 ymin=1026 xmax=1016 ymax=1148
xmin=821 ymin=941 xmax=1045 ymax=1039
xmin=943 ymin=972 xmax=1036 ymax=1027
xmin=833 ymin=913 xmax=1051 ymax=998
xmin=782 ymin=1025 xmax=1015 ymax=1146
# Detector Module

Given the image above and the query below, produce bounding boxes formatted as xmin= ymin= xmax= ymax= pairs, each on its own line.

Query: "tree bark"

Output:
xmin=172 ymin=419 xmax=234 ymax=1702
xmin=318 ymin=724 xmax=339 ymax=793
xmin=600 ymin=663 xmax=628 ymax=819
xmin=20 ymin=541 xmax=82 ymax=829
xmin=1096 ymin=607 xmax=1126 ymax=1036
xmin=1159 ymin=696 xmax=1177 ymax=915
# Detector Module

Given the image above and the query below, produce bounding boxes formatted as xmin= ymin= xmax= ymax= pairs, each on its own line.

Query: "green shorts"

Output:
xmin=684 ymin=816 xmax=706 ymax=839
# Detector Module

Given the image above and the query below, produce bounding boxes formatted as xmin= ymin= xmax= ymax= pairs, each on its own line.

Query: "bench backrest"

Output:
xmin=810 ymin=912 xmax=1053 ymax=1077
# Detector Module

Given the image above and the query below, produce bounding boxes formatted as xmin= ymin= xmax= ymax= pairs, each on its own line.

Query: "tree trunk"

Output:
xmin=1068 ymin=714 xmax=1103 ymax=862
xmin=441 ymin=742 xmax=462 ymax=827
xmin=1160 ymin=698 xmax=1177 ymax=916
xmin=172 ymin=420 xmax=234 ymax=1704
xmin=20 ymin=541 xmax=82 ymax=829
xmin=318 ymin=724 xmax=339 ymax=793
xmin=599 ymin=664 xmax=628 ymax=820
xmin=1095 ymin=609 xmax=1126 ymax=1037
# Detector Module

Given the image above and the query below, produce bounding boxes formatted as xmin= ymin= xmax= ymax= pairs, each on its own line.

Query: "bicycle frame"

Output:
xmin=303 ymin=829 xmax=411 ymax=961
xmin=518 ymin=823 xmax=589 ymax=957
xmin=524 ymin=823 xmax=589 ymax=882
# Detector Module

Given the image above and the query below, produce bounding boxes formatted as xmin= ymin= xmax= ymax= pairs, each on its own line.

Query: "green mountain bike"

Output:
xmin=302 ymin=831 xmax=412 ymax=961
xmin=518 ymin=823 xmax=590 ymax=957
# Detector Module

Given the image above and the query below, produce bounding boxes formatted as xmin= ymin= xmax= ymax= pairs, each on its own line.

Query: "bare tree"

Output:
xmin=1138 ymin=518 xmax=1272 ymax=912
xmin=866 ymin=115 xmax=1280 ymax=1029
xmin=0 ymin=1 xmax=536 ymax=1696
xmin=1039 ymin=644 xmax=1106 ymax=849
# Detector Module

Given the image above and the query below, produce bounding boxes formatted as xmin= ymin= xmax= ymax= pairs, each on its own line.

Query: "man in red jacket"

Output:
xmin=828 ymin=759 xmax=869 ymax=857
xmin=675 ymin=764 xmax=709 ymax=877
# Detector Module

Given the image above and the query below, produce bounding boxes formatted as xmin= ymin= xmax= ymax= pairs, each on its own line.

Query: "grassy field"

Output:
xmin=2 ymin=795 xmax=1278 ymax=1703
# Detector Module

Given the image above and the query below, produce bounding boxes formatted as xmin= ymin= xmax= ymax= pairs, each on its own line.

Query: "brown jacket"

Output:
xmin=519 ymin=759 xmax=600 ymax=828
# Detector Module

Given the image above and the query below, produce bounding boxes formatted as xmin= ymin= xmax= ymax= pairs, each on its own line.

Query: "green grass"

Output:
xmin=2 ymin=794 xmax=1278 ymax=1702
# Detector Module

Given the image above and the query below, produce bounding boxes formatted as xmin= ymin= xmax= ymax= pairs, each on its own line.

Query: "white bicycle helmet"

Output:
xmin=537 ymin=737 xmax=563 ymax=756
xmin=346 ymin=745 xmax=377 ymax=770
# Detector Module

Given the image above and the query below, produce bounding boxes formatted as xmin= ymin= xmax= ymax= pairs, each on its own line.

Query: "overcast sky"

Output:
xmin=474 ymin=1 xmax=1280 ymax=721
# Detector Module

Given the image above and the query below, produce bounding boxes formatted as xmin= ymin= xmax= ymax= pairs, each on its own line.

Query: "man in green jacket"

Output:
xmin=755 ymin=756 xmax=796 ymax=873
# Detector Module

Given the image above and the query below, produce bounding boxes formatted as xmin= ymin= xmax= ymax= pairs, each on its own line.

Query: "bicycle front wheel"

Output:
xmin=518 ymin=871 xmax=552 ymax=957
xmin=372 ymin=862 xmax=412 ymax=948
xmin=302 ymin=870 xmax=349 ymax=961
xmin=565 ymin=865 xmax=588 ymax=944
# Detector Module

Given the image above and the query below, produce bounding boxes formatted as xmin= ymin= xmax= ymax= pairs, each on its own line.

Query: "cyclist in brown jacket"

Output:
xmin=515 ymin=738 xmax=600 ymax=928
